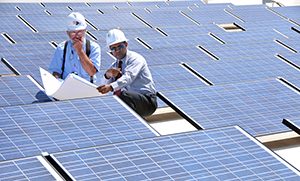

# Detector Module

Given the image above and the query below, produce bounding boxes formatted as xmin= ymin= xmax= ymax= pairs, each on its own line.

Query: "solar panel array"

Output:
xmin=0 ymin=96 xmax=157 ymax=161
xmin=160 ymin=78 xmax=300 ymax=136
xmin=53 ymin=126 xmax=300 ymax=180
xmin=1 ymin=0 xmax=300 ymax=180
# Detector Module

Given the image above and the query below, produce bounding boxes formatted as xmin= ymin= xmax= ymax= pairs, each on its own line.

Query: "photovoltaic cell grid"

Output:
xmin=141 ymin=34 xmax=220 ymax=49
xmin=271 ymin=6 xmax=300 ymax=25
xmin=0 ymin=42 xmax=54 ymax=58
xmin=150 ymin=64 xmax=208 ymax=92
xmin=134 ymin=11 xmax=198 ymax=28
xmin=19 ymin=14 xmax=74 ymax=32
xmin=157 ymin=24 xmax=215 ymax=37
xmin=53 ymin=126 xmax=300 ymax=180
xmin=140 ymin=47 xmax=211 ymax=66
xmin=0 ymin=75 xmax=51 ymax=107
xmin=186 ymin=55 xmax=300 ymax=85
xmin=5 ymin=31 xmax=68 ymax=44
xmin=198 ymin=41 xmax=296 ymax=61
xmin=0 ymin=157 xmax=55 ymax=181
xmin=85 ymin=13 xmax=148 ymax=30
xmin=225 ymin=6 xmax=284 ymax=22
xmin=0 ymin=3 xmax=45 ymax=15
xmin=161 ymin=78 xmax=300 ymax=136
xmin=213 ymin=29 xmax=288 ymax=45
xmin=241 ymin=19 xmax=294 ymax=32
xmin=0 ymin=15 xmax=33 ymax=33
xmin=0 ymin=96 xmax=157 ymax=161
xmin=0 ymin=61 xmax=13 ymax=75
xmin=181 ymin=8 xmax=238 ymax=25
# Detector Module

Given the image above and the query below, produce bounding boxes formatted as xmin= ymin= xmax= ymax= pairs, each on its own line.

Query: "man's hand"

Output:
xmin=72 ymin=37 xmax=84 ymax=55
xmin=105 ymin=68 xmax=122 ymax=79
xmin=97 ymin=84 xmax=113 ymax=94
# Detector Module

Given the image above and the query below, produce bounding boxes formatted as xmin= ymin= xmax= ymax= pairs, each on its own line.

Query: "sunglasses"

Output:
xmin=110 ymin=43 xmax=126 ymax=53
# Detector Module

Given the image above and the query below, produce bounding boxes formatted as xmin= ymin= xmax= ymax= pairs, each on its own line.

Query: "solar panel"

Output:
xmin=5 ymin=31 xmax=68 ymax=44
xmin=0 ymin=75 xmax=51 ymax=107
xmin=52 ymin=126 xmax=300 ymax=180
xmin=185 ymin=55 xmax=300 ymax=85
xmin=0 ymin=61 xmax=13 ymax=75
xmin=181 ymin=7 xmax=238 ymax=25
xmin=0 ymin=96 xmax=157 ymax=161
xmin=133 ymin=11 xmax=198 ymax=28
xmin=212 ymin=29 xmax=288 ymax=44
xmin=85 ymin=13 xmax=147 ymax=31
xmin=139 ymin=46 xmax=211 ymax=66
xmin=160 ymin=78 xmax=300 ymax=136
xmin=150 ymin=64 xmax=207 ymax=92
xmin=197 ymin=40 xmax=296 ymax=61
xmin=0 ymin=157 xmax=56 ymax=180
xmin=19 ymin=14 xmax=72 ymax=32
xmin=0 ymin=15 xmax=33 ymax=33
xmin=140 ymin=33 xmax=219 ymax=49
xmin=225 ymin=5 xmax=285 ymax=22
xmin=158 ymin=24 xmax=221 ymax=37
xmin=271 ymin=6 xmax=300 ymax=25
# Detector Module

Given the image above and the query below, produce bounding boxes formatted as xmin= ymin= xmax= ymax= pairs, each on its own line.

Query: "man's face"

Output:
xmin=110 ymin=42 xmax=127 ymax=60
xmin=67 ymin=29 xmax=86 ymax=42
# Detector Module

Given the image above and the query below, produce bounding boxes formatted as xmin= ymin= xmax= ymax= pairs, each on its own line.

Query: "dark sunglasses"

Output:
xmin=110 ymin=43 xmax=126 ymax=53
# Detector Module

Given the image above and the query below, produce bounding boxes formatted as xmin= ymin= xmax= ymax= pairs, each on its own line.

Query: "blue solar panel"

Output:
xmin=181 ymin=6 xmax=238 ymax=25
xmin=271 ymin=6 xmax=300 ymax=25
xmin=85 ymin=13 xmax=147 ymax=30
xmin=133 ymin=11 xmax=198 ymax=28
xmin=19 ymin=14 xmax=72 ymax=32
xmin=0 ymin=15 xmax=33 ymax=33
xmin=139 ymin=47 xmax=211 ymax=66
xmin=0 ymin=61 xmax=13 ymax=75
xmin=160 ymin=78 xmax=300 ymax=136
xmin=212 ymin=29 xmax=288 ymax=44
xmin=5 ymin=31 xmax=67 ymax=44
xmin=0 ymin=96 xmax=157 ymax=161
xmin=0 ymin=157 xmax=55 ymax=180
xmin=53 ymin=126 xmax=300 ymax=180
xmin=150 ymin=64 xmax=207 ymax=92
xmin=185 ymin=55 xmax=300 ymax=85
xmin=0 ymin=75 xmax=51 ymax=107
xmin=225 ymin=5 xmax=284 ymax=22
xmin=140 ymin=34 xmax=219 ymax=49
xmin=197 ymin=40 xmax=296 ymax=61
xmin=158 ymin=24 xmax=221 ymax=37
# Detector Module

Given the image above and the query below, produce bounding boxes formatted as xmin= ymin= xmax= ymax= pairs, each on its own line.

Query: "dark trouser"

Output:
xmin=119 ymin=91 xmax=157 ymax=117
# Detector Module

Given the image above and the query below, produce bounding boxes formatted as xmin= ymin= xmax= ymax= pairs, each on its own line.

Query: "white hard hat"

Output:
xmin=106 ymin=29 xmax=128 ymax=47
xmin=66 ymin=12 xmax=87 ymax=31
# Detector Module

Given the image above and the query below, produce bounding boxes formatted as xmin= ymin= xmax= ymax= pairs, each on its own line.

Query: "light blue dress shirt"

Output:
xmin=104 ymin=50 xmax=156 ymax=94
xmin=49 ymin=39 xmax=101 ymax=83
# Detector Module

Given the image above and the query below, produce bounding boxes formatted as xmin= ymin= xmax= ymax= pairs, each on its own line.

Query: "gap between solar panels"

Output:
xmin=274 ymin=39 xmax=298 ymax=53
xmin=38 ymin=153 xmax=75 ymax=181
xmin=276 ymin=54 xmax=300 ymax=71
xmin=156 ymin=92 xmax=203 ymax=130
xmin=282 ymin=119 xmax=300 ymax=135
xmin=1 ymin=58 xmax=21 ymax=76
xmin=17 ymin=15 xmax=38 ymax=33
xmin=1 ymin=33 xmax=16 ymax=44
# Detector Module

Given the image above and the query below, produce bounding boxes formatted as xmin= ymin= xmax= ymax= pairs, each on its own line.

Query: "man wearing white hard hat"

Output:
xmin=97 ymin=29 xmax=157 ymax=117
xmin=49 ymin=12 xmax=101 ymax=83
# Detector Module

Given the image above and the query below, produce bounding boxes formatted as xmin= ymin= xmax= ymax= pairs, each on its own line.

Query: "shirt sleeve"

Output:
xmin=48 ymin=42 xmax=65 ymax=75
xmin=89 ymin=41 xmax=101 ymax=72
